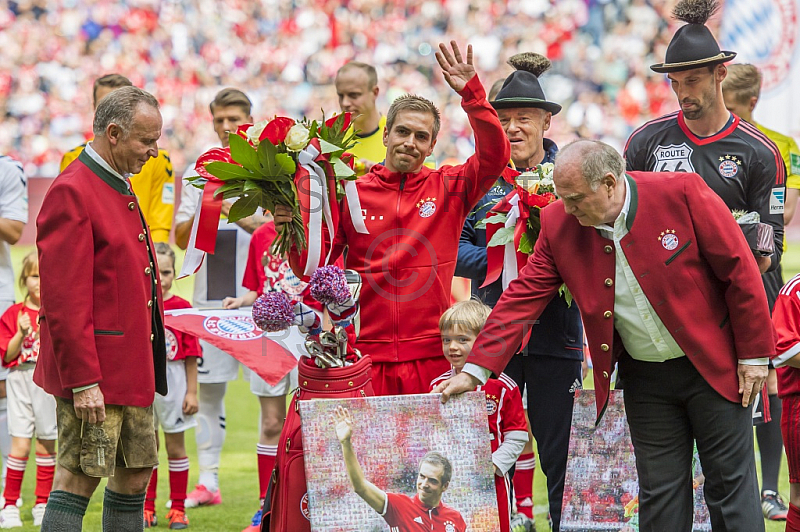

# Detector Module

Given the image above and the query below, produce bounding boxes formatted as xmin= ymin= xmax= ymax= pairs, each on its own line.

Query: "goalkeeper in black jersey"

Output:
xmin=623 ymin=1 xmax=781 ymax=531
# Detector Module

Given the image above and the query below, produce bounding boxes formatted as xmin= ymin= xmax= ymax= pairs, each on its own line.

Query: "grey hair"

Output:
xmin=420 ymin=452 xmax=453 ymax=485
xmin=93 ymin=86 xmax=159 ymax=138
xmin=556 ymin=139 xmax=625 ymax=191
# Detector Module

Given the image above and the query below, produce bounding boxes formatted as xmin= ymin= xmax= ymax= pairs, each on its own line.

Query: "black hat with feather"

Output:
xmin=492 ymin=53 xmax=562 ymax=115
xmin=651 ymin=0 xmax=736 ymax=73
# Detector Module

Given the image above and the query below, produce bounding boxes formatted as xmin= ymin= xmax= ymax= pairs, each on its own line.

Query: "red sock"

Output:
xmin=257 ymin=444 xmax=277 ymax=500
xmin=145 ymin=467 xmax=158 ymax=513
xmin=169 ymin=457 xmax=190 ymax=513
xmin=3 ymin=456 xmax=27 ymax=508
xmin=513 ymin=452 xmax=536 ymax=518
xmin=788 ymin=503 xmax=800 ymax=532
xmin=34 ymin=454 xmax=56 ymax=505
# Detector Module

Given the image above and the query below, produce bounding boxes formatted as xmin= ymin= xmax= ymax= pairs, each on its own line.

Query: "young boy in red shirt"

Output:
xmin=430 ymin=300 xmax=528 ymax=532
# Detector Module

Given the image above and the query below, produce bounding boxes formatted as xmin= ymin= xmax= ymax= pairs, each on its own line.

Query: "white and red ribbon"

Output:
xmin=345 ymin=180 xmax=369 ymax=235
xmin=501 ymin=194 xmax=521 ymax=290
xmin=178 ymin=196 xmax=207 ymax=278
xmin=298 ymin=143 xmax=336 ymax=276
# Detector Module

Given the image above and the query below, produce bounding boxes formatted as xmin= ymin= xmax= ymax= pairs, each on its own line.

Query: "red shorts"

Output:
xmin=371 ymin=358 xmax=451 ymax=396
xmin=781 ymin=395 xmax=800 ymax=484
xmin=495 ymin=472 xmax=511 ymax=532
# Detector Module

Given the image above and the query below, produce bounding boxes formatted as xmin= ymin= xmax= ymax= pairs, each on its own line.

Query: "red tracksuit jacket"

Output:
xmin=291 ymin=75 xmax=510 ymax=363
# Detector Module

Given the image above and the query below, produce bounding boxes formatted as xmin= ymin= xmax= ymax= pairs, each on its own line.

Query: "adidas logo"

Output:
xmin=414 ymin=516 xmax=424 ymax=524
xmin=569 ymin=378 xmax=582 ymax=394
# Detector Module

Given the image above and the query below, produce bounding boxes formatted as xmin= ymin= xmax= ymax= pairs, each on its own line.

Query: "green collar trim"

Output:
xmin=625 ymin=173 xmax=637 ymax=231
xmin=77 ymin=150 xmax=133 ymax=196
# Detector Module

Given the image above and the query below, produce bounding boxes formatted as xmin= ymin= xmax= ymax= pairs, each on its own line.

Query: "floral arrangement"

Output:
xmin=479 ymin=162 xmax=557 ymax=254
xmin=187 ymin=113 xmax=358 ymax=263
xmin=477 ymin=162 xmax=571 ymax=304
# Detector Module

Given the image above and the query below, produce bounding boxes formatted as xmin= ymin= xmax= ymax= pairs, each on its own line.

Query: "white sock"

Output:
xmin=196 ymin=382 xmax=226 ymax=492
xmin=0 ymin=397 xmax=9 ymax=487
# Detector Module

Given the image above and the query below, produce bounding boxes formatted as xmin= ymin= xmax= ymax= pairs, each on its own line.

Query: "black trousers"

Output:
xmin=504 ymin=354 xmax=582 ymax=531
xmin=618 ymin=354 xmax=764 ymax=532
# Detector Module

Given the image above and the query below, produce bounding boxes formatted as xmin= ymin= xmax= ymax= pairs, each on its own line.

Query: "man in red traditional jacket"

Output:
xmin=275 ymin=41 xmax=510 ymax=396
xmin=435 ymin=139 xmax=772 ymax=531
xmin=35 ymin=86 xmax=167 ymax=531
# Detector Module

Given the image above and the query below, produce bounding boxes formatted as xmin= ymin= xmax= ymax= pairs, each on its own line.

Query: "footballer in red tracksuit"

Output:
xmin=430 ymin=370 xmax=527 ymax=532
xmin=381 ymin=492 xmax=466 ymax=532
xmin=289 ymin=75 xmax=510 ymax=395
xmin=770 ymin=273 xmax=800 ymax=530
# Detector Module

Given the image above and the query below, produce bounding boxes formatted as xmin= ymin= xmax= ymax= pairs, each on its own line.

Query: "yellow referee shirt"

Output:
xmin=756 ymin=123 xmax=800 ymax=252
xmin=757 ymin=123 xmax=800 ymax=190
xmin=60 ymin=143 xmax=175 ymax=242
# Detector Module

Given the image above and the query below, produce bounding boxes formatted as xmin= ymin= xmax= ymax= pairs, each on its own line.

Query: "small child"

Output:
xmin=144 ymin=243 xmax=201 ymax=530
xmin=0 ymin=252 xmax=56 ymax=528
xmin=770 ymin=273 xmax=800 ymax=531
xmin=430 ymin=300 xmax=528 ymax=532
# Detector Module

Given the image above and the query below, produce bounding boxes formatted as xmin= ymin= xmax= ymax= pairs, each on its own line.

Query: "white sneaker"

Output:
xmin=0 ymin=499 xmax=21 ymax=509
xmin=0 ymin=506 xmax=22 ymax=528
xmin=32 ymin=503 xmax=46 ymax=526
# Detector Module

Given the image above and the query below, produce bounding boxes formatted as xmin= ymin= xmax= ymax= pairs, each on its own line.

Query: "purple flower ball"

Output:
xmin=252 ymin=292 xmax=294 ymax=332
xmin=310 ymin=265 xmax=350 ymax=304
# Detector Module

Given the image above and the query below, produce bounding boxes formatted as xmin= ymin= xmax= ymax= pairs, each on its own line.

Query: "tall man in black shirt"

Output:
xmin=625 ymin=0 xmax=785 ymax=283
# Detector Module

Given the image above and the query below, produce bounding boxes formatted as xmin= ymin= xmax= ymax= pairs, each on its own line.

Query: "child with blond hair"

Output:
xmin=430 ymin=300 xmax=528 ymax=532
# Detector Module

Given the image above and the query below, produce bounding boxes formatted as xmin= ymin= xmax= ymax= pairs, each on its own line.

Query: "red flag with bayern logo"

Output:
xmin=163 ymin=308 xmax=305 ymax=385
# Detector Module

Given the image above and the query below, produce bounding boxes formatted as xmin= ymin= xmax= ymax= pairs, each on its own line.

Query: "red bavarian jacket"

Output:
xmin=468 ymin=171 xmax=774 ymax=422
xmin=34 ymin=150 xmax=167 ymax=407
xmin=290 ymin=75 xmax=510 ymax=363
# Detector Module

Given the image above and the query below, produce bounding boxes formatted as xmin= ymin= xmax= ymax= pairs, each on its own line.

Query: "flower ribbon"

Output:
xmin=296 ymin=139 xmax=337 ymax=276
xmin=481 ymin=192 xmax=530 ymax=289
xmin=178 ymin=148 xmax=233 ymax=279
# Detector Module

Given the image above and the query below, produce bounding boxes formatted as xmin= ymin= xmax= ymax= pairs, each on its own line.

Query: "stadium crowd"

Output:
xmin=0 ymin=0 xmax=682 ymax=178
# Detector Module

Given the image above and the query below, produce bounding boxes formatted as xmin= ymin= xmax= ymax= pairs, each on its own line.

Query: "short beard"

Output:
xmin=683 ymin=107 xmax=705 ymax=120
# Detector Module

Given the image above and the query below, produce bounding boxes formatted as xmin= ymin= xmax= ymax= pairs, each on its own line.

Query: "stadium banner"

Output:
xmin=720 ymin=0 xmax=800 ymax=137
xmin=560 ymin=390 xmax=711 ymax=531
xmin=164 ymin=308 xmax=303 ymax=385
xmin=299 ymin=392 xmax=500 ymax=531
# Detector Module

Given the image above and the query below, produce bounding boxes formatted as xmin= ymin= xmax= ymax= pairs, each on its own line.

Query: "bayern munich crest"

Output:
xmin=486 ymin=396 xmax=498 ymax=416
xmin=417 ymin=197 xmax=437 ymax=218
xmin=718 ymin=155 xmax=741 ymax=179
xmin=720 ymin=0 xmax=797 ymax=91
xmin=165 ymin=329 xmax=179 ymax=360
xmin=445 ymin=522 xmax=456 ymax=532
xmin=203 ymin=315 xmax=262 ymax=341
xmin=659 ymin=229 xmax=679 ymax=251
xmin=301 ymin=493 xmax=310 ymax=520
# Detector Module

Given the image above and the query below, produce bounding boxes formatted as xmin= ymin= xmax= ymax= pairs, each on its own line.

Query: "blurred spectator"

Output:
xmin=0 ymin=0 xmax=680 ymax=178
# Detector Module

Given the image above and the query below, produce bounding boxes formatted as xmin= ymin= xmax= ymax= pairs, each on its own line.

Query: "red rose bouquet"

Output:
xmin=186 ymin=113 xmax=363 ymax=277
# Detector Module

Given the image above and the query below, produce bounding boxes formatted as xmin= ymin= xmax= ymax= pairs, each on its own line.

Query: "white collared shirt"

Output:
xmin=84 ymin=142 xmax=132 ymax=191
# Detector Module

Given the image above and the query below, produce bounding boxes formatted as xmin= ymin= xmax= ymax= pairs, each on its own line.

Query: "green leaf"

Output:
xmin=227 ymin=194 xmax=262 ymax=222
xmin=242 ymin=180 xmax=262 ymax=193
xmin=559 ymin=284 xmax=574 ymax=307
xmin=228 ymin=133 xmax=260 ymax=173
xmin=332 ymin=157 xmax=355 ymax=178
xmin=204 ymin=161 xmax=254 ymax=181
xmin=318 ymin=138 xmax=342 ymax=155
xmin=275 ymin=153 xmax=297 ymax=175
xmin=213 ymin=182 xmax=244 ymax=198
xmin=257 ymin=139 xmax=293 ymax=180
xmin=518 ymin=232 xmax=533 ymax=255
xmin=475 ymin=211 xmax=507 ymax=229
xmin=487 ymin=226 xmax=515 ymax=247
